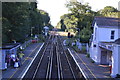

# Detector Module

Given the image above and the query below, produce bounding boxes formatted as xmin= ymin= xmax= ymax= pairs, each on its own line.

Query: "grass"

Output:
xmin=81 ymin=46 xmax=87 ymax=53
xmin=71 ymin=45 xmax=87 ymax=54
xmin=57 ymin=32 xmax=88 ymax=54
xmin=38 ymin=34 xmax=45 ymax=42
xmin=86 ymin=53 xmax=90 ymax=58
xmin=72 ymin=45 xmax=81 ymax=53
xmin=91 ymin=59 xmax=95 ymax=63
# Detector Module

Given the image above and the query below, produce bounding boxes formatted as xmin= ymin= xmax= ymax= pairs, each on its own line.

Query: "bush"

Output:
xmin=80 ymin=27 xmax=92 ymax=43
xmin=116 ymin=74 xmax=120 ymax=78
xmin=91 ymin=59 xmax=95 ymax=63
xmin=38 ymin=34 xmax=45 ymax=42
xmin=86 ymin=53 xmax=90 ymax=58
xmin=80 ymin=46 xmax=86 ymax=53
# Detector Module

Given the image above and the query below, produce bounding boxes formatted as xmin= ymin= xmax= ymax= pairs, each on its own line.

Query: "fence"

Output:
xmin=76 ymin=42 xmax=89 ymax=53
xmin=20 ymin=39 xmax=32 ymax=50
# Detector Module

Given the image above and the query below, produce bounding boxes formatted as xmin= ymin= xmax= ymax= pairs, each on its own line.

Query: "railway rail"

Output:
xmin=22 ymin=33 xmax=85 ymax=80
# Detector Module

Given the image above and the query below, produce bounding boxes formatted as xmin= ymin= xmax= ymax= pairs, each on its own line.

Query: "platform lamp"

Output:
xmin=31 ymin=27 xmax=34 ymax=38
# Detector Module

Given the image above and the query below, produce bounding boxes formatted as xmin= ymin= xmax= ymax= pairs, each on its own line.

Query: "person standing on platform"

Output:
xmin=14 ymin=58 xmax=19 ymax=68
xmin=6 ymin=54 xmax=11 ymax=67
xmin=10 ymin=53 xmax=16 ymax=67
xmin=18 ymin=51 xmax=24 ymax=66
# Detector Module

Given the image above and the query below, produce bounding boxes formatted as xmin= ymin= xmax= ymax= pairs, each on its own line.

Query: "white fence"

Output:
xmin=76 ymin=41 xmax=89 ymax=53
xmin=20 ymin=39 xmax=32 ymax=50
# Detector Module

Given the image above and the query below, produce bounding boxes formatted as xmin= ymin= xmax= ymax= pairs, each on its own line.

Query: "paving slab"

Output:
xmin=2 ymin=43 xmax=43 ymax=79
xmin=68 ymin=48 xmax=113 ymax=79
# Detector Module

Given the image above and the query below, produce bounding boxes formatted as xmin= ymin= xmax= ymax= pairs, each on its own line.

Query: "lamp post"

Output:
xmin=31 ymin=27 xmax=34 ymax=38
xmin=8 ymin=29 xmax=12 ymax=42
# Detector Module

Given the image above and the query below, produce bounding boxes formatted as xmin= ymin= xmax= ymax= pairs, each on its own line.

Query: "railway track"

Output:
xmin=57 ymin=35 xmax=85 ymax=80
xmin=22 ymin=34 xmax=85 ymax=80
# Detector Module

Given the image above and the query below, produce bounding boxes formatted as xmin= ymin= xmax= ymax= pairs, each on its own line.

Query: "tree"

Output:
xmin=57 ymin=1 xmax=119 ymax=43
xmin=97 ymin=6 xmax=118 ymax=18
xmin=80 ymin=27 xmax=92 ymax=43
xmin=56 ymin=1 xmax=95 ymax=42
xmin=2 ymin=2 xmax=51 ymax=43
xmin=2 ymin=2 xmax=30 ymax=42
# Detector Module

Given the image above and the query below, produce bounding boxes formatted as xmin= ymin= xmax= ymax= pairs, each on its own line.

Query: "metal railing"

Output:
xmin=20 ymin=39 xmax=32 ymax=50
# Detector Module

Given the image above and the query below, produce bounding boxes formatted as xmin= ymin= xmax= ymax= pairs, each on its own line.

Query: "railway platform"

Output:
xmin=2 ymin=42 xmax=43 ymax=79
xmin=2 ymin=35 xmax=113 ymax=80
xmin=68 ymin=48 xmax=112 ymax=79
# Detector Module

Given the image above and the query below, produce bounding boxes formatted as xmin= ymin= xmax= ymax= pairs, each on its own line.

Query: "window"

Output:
xmin=111 ymin=30 xmax=115 ymax=39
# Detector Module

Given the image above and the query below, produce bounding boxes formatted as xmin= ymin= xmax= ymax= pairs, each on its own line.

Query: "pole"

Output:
xmin=31 ymin=28 xmax=32 ymax=37
xmin=79 ymin=29 xmax=80 ymax=42
xmin=31 ymin=27 xmax=34 ymax=38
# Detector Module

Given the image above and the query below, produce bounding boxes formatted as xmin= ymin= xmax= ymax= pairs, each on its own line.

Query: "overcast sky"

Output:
xmin=37 ymin=0 xmax=119 ymax=26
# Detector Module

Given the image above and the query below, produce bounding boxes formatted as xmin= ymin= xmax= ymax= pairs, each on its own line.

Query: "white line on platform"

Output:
xmin=20 ymin=43 xmax=44 ymax=79
xmin=67 ymin=48 xmax=88 ymax=80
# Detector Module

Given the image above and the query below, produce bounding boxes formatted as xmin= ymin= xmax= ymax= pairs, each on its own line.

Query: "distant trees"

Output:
xmin=56 ymin=1 xmax=95 ymax=43
xmin=97 ymin=6 xmax=118 ymax=18
xmin=2 ymin=2 xmax=51 ymax=43
xmin=56 ymin=1 xmax=119 ymax=43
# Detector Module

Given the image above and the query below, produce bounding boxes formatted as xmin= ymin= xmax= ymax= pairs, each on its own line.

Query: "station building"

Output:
xmin=0 ymin=43 xmax=20 ymax=70
xmin=89 ymin=16 xmax=120 ymax=77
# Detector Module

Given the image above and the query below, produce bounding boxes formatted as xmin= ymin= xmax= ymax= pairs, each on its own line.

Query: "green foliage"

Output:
xmin=57 ymin=1 xmax=94 ymax=42
xmin=86 ymin=53 xmax=90 ymax=58
xmin=57 ymin=1 xmax=118 ymax=43
xmin=81 ymin=46 xmax=86 ymax=53
xmin=38 ymin=34 xmax=45 ymax=42
xmin=80 ymin=27 xmax=92 ymax=43
xmin=2 ymin=2 xmax=51 ymax=43
xmin=66 ymin=2 xmax=91 ymax=14
xmin=97 ymin=6 xmax=118 ymax=18
xmin=56 ymin=22 xmax=62 ymax=29
xmin=91 ymin=59 xmax=95 ymax=63
xmin=99 ymin=6 xmax=118 ymax=14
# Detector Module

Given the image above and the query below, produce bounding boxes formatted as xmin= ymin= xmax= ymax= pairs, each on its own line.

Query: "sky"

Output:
xmin=37 ymin=0 xmax=119 ymax=26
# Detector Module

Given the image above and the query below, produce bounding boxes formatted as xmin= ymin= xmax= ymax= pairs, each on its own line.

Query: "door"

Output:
xmin=101 ymin=51 xmax=107 ymax=64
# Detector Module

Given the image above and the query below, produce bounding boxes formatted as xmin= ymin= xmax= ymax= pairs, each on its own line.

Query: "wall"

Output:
xmin=98 ymin=27 xmax=119 ymax=42
xmin=111 ymin=44 xmax=120 ymax=77
xmin=118 ymin=46 xmax=120 ymax=75
xmin=0 ymin=49 xmax=2 ymax=70
xmin=90 ymin=23 xmax=100 ymax=63
xmin=0 ymin=50 xmax=5 ymax=69
xmin=118 ymin=28 xmax=120 ymax=38
xmin=92 ymin=22 xmax=120 ymax=42
xmin=90 ymin=22 xmax=120 ymax=65
xmin=90 ymin=42 xmax=101 ymax=63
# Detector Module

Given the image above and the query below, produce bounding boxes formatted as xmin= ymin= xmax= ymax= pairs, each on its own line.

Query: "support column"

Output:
xmin=111 ymin=44 xmax=120 ymax=77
